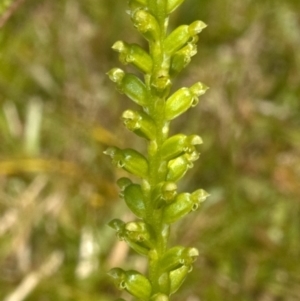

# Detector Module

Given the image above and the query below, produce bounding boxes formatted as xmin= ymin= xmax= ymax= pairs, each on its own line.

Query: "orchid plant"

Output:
xmin=105 ymin=0 xmax=209 ymax=300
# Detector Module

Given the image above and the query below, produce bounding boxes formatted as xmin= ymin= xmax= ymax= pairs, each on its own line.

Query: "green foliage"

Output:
xmin=105 ymin=0 xmax=209 ymax=299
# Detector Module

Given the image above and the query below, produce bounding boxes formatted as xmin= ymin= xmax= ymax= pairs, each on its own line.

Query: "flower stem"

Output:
xmin=145 ymin=1 xmax=172 ymax=294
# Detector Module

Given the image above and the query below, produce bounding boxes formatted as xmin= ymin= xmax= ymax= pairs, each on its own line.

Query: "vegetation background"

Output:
xmin=0 ymin=0 xmax=299 ymax=300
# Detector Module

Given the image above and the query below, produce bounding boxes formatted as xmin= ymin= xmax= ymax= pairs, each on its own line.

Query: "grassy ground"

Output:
xmin=0 ymin=0 xmax=300 ymax=300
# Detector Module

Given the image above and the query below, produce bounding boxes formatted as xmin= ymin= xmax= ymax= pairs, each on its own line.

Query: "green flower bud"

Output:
xmin=159 ymin=246 xmax=184 ymax=272
xmin=121 ymin=148 xmax=148 ymax=178
xmin=165 ymin=87 xmax=191 ymax=121
xmin=108 ymin=268 xmax=152 ymax=300
xmin=161 ymin=133 xmax=202 ymax=161
xmin=164 ymin=21 xmax=207 ymax=55
xmin=125 ymin=221 xmax=148 ymax=236
xmin=164 ymin=25 xmax=189 ymax=56
xmin=108 ymin=267 xmax=126 ymax=289
xmin=125 ymin=221 xmax=154 ymax=248
xmin=188 ymin=20 xmax=207 ymax=36
xmin=159 ymin=246 xmax=199 ymax=273
xmin=151 ymin=70 xmax=171 ymax=94
xmin=107 ymin=68 xmax=148 ymax=106
xmin=183 ymin=248 xmax=199 ymax=265
xmin=108 ymin=219 xmax=130 ymax=242
xmin=190 ymin=81 xmax=209 ymax=98
xmin=170 ymin=43 xmax=197 ymax=76
xmin=151 ymin=181 xmax=177 ymax=209
xmin=165 ymin=82 xmax=208 ymax=120
xmin=162 ymin=192 xmax=193 ymax=223
xmin=161 ymin=181 xmax=177 ymax=203
xmin=107 ymin=67 xmax=125 ymax=83
xmin=167 ymin=0 xmax=185 ymax=14
xmin=104 ymin=147 xmax=148 ymax=178
xmin=190 ymin=189 xmax=210 ymax=210
xmin=125 ymin=270 xmax=152 ymax=300
xmin=186 ymin=134 xmax=203 ymax=147
xmin=108 ymin=219 xmax=150 ymax=255
xmin=112 ymin=41 xmax=153 ymax=74
xmin=169 ymin=265 xmax=192 ymax=295
xmin=166 ymin=155 xmax=193 ymax=182
xmin=131 ymin=9 xmax=160 ymax=42
xmin=124 ymin=184 xmax=146 ymax=218
xmin=185 ymin=148 xmax=200 ymax=162
xmin=162 ymin=188 xmax=208 ymax=223
xmin=122 ymin=110 xmax=156 ymax=140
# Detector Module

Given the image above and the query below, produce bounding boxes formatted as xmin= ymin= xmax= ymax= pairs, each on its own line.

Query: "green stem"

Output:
xmin=146 ymin=0 xmax=171 ymax=295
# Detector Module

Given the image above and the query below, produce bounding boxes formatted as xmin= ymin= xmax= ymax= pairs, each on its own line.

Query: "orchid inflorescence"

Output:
xmin=105 ymin=0 xmax=209 ymax=300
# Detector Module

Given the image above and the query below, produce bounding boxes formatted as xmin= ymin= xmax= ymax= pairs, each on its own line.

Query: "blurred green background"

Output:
xmin=0 ymin=0 xmax=300 ymax=300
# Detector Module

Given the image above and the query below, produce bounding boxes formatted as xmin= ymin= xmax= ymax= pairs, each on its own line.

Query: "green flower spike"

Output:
xmin=106 ymin=0 xmax=209 ymax=299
